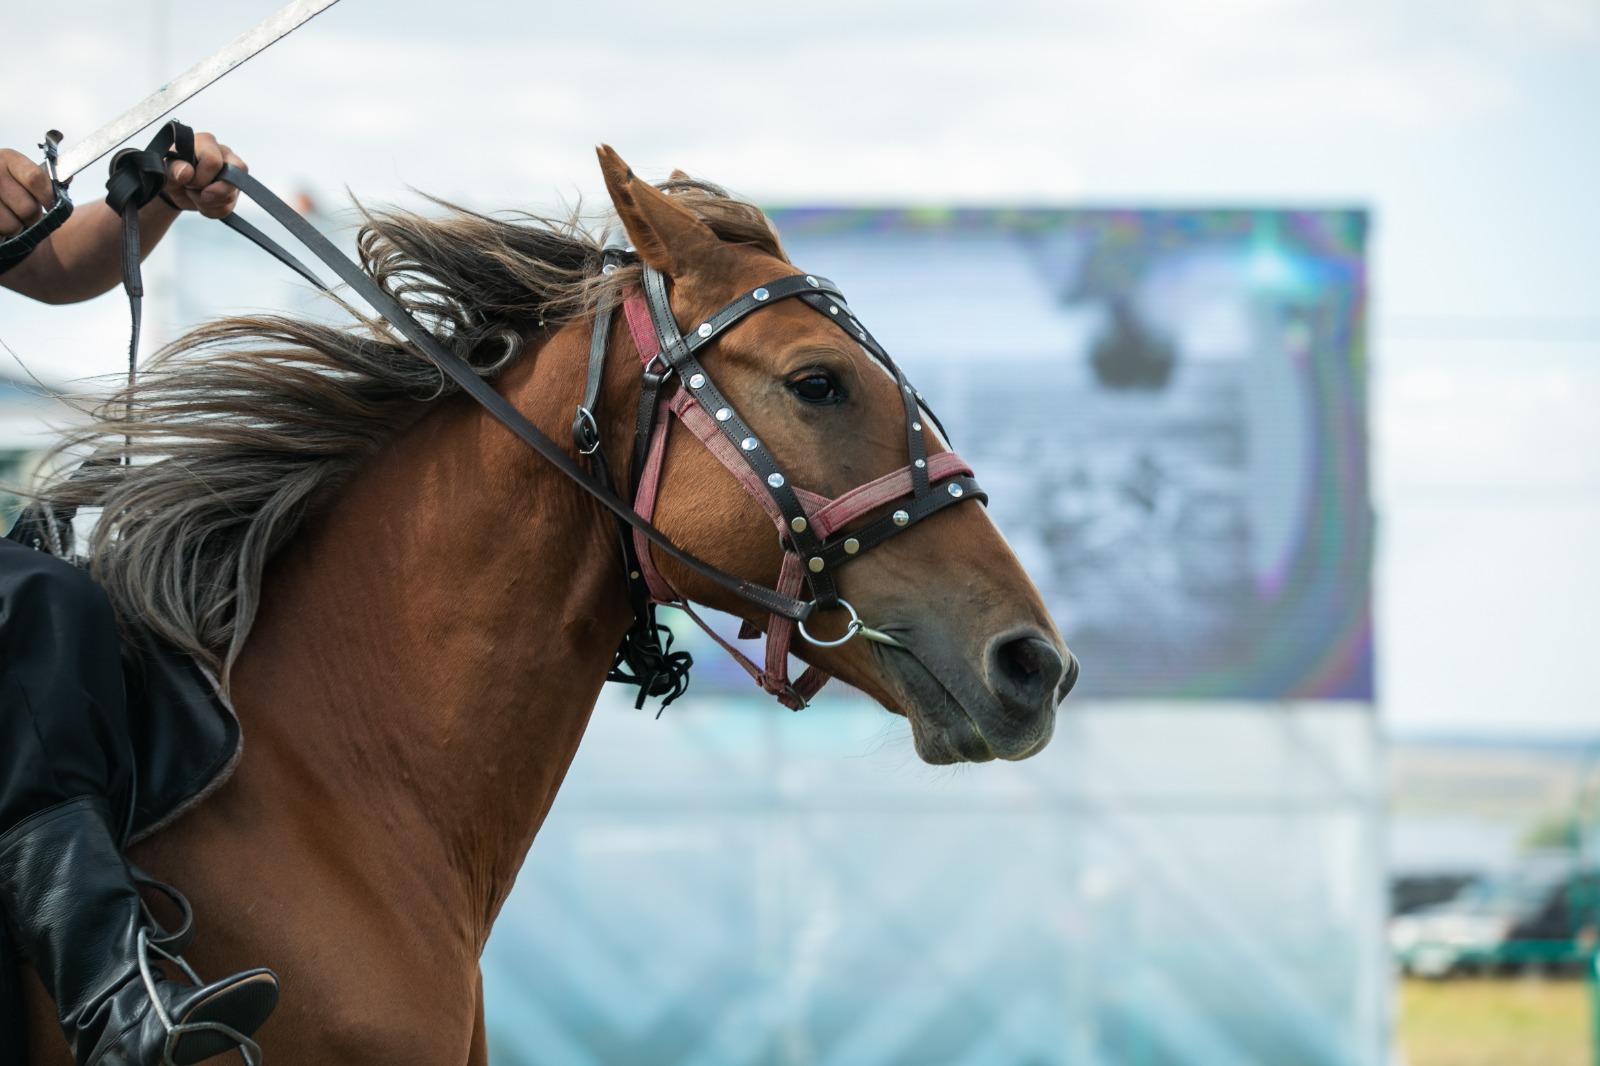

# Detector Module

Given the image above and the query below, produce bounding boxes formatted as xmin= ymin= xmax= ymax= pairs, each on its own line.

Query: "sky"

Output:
xmin=1 ymin=0 xmax=1597 ymax=738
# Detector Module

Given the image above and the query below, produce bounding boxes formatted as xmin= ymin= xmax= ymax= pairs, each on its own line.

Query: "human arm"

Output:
xmin=0 ymin=132 xmax=247 ymax=305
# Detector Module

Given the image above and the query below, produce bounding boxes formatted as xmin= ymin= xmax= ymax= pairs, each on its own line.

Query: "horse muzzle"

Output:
xmin=873 ymin=624 xmax=1074 ymax=765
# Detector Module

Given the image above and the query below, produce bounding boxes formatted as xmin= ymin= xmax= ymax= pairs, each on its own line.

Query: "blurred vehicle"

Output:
xmin=1389 ymin=868 xmax=1600 ymax=977
xmin=1391 ymin=873 xmax=1477 ymax=918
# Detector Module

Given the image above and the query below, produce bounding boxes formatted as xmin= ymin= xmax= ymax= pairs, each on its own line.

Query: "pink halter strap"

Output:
xmin=620 ymin=290 xmax=975 ymax=709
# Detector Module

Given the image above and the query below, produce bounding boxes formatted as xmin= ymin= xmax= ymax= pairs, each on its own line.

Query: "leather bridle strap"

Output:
xmin=570 ymin=276 xmax=694 ymax=709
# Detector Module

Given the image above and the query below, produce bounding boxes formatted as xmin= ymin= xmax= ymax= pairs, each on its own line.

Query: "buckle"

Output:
xmin=572 ymin=406 xmax=601 ymax=456
xmin=642 ymin=352 xmax=673 ymax=379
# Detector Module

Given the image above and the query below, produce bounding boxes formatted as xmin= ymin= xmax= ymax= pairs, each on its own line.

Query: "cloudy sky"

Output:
xmin=2 ymin=0 xmax=1597 ymax=737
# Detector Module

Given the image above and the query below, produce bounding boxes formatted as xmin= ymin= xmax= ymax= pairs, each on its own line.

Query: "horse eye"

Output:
xmin=789 ymin=372 xmax=842 ymax=405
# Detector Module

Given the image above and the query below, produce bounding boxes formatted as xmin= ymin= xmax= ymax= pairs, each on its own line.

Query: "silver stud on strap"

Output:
xmin=829 ymin=305 xmax=839 ymax=314
xmin=892 ymin=510 xmax=910 ymax=526
xmin=914 ymin=458 xmax=926 ymax=469
xmin=688 ymin=373 xmax=705 ymax=389
xmin=790 ymin=516 xmax=808 ymax=533
xmin=715 ymin=407 xmax=731 ymax=422
xmin=844 ymin=538 xmax=860 ymax=555
xmin=806 ymin=275 xmax=819 ymax=286
xmin=697 ymin=322 xmax=713 ymax=338
xmin=741 ymin=437 xmax=758 ymax=451
xmin=767 ymin=473 xmax=785 ymax=488
xmin=912 ymin=421 xmax=922 ymax=432
xmin=948 ymin=483 xmax=964 ymax=498
xmin=753 ymin=287 xmax=770 ymax=301
xmin=808 ymin=556 xmax=825 ymax=573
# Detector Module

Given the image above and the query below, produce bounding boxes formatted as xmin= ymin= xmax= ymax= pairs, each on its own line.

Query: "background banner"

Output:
xmin=677 ymin=207 xmax=1373 ymax=701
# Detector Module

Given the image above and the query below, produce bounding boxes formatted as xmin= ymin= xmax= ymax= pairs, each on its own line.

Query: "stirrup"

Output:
xmin=132 ymin=868 xmax=196 ymax=956
xmin=135 ymin=928 xmax=263 ymax=1066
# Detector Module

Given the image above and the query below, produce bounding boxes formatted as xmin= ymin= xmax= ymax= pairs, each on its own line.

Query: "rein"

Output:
xmin=34 ymin=123 xmax=987 ymax=711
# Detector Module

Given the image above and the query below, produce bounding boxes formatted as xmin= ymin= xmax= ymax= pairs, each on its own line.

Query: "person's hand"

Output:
xmin=0 ymin=148 xmax=54 ymax=237
xmin=161 ymin=132 xmax=246 ymax=219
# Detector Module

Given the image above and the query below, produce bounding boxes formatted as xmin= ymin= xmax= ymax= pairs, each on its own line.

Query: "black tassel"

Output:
xmin=607 ymin=606 xmax=694 ymax=717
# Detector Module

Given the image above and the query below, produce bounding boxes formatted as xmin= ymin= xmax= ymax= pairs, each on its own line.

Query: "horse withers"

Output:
xmin=20 ymin=147 xmax=1074 ymax=1064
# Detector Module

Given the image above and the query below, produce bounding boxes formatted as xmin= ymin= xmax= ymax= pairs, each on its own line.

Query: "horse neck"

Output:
xmin=229 ymin=324 xmax=640 ymax=941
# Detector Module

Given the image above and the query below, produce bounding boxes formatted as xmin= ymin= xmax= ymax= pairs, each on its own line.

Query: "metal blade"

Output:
xmin=54 ymin=0 xmax=343 ymax=183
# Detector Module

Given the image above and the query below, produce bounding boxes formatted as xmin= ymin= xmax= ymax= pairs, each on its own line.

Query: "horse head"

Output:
xmin=593 ymin=147 xmax=1076 ymax=763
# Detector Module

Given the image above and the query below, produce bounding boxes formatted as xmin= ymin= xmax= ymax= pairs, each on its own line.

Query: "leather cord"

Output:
xmin=0 ymin=183 xmax=73 ymax=277
xmin=105 ymin=121 xmax=196 ymax=401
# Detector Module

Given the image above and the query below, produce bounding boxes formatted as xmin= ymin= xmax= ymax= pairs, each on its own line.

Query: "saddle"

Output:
xmin=119 ymin=630 xmax=241 ymax=846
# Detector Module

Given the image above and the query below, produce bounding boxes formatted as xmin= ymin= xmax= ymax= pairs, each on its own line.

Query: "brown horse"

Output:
xmin=22 ymin=147 xmax=1072 ymax=1064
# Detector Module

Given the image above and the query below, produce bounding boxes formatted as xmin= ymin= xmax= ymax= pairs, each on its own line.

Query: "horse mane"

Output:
xmin=28 ymin=175 xmax=787 ymax=684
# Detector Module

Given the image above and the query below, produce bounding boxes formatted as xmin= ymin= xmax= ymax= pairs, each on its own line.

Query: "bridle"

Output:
xmin=11 ymin=122 xmax=987 ymax=712
xmin=572 ymin=240 xmax=985 ymax=709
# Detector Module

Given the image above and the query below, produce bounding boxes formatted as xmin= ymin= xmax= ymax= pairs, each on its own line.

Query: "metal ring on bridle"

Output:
xmin=797 ymin=598 xmax=865 ymax=648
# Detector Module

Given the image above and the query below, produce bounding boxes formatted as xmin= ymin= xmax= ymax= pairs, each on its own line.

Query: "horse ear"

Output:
xmin=596 ymin=145 xmax=720 ymax=277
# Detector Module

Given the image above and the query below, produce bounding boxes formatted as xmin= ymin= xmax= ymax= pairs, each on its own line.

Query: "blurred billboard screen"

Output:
xmin=678 ymin=207 xmax=1372 ymax=702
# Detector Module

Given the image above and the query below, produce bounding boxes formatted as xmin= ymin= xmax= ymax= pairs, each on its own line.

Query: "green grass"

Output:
xmin=1399 ymin=976 xmax=1594 ymax=1066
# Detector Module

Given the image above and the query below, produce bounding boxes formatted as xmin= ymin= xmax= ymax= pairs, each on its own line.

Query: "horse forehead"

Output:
xmin=682 ymin=244 xmax=786 ymax=299
xmin=708 ymin=289 xmax=905 ymax=393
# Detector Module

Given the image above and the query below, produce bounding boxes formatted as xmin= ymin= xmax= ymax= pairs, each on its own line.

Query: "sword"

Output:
xmin=0 ymin=0 xmax=343 ymax=270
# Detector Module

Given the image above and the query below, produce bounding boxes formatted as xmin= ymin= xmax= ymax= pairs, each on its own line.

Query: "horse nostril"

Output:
xmin=990 ymin=634 xmax=1066 ymax=712
xmin=1058 ymin=650 xmax=1080 ymax=700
